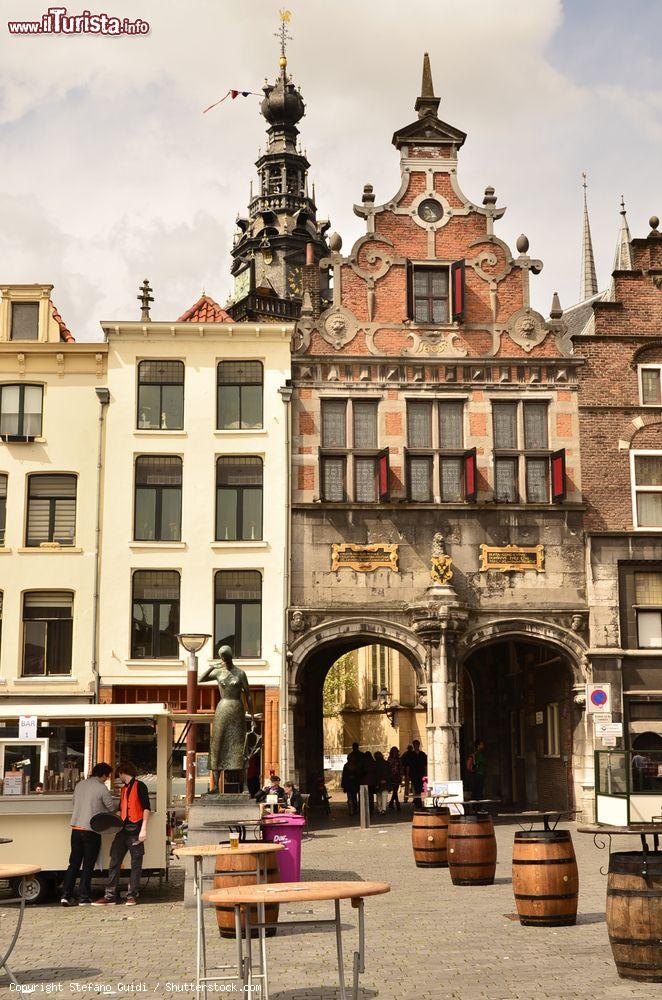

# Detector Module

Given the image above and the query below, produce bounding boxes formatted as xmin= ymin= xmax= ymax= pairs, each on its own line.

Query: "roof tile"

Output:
xmin=177 ymin=294 xmax=233 ymax=324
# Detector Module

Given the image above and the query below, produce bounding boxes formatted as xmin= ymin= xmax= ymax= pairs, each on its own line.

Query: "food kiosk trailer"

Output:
xmin=0 ymin=703 xmax=171 ymax=902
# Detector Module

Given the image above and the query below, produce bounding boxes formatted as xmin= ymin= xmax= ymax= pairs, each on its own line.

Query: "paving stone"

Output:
xmin=0 ymin=815 xmax=656 ymax=998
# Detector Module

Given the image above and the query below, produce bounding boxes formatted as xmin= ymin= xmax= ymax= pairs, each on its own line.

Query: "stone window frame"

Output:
xmin=318 ymin=396 xmax=389 ymax=504
xmin=404 ymin=397 xmax=469 ymax=503
xmin=630 ymin=449 xmax=662 ymax=532
xmin=619 ymin=563 xmax=662 ymax=650
xmin=638 ymin=364 xmax=662 ymax=407
xmin=490 ymin=398 xmax=552 ymax=504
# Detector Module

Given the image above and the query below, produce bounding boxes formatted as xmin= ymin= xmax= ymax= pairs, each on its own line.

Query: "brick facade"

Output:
xmin=286 ymin=58 xmax=591 ymax=812
xmin=574 ymin=222 xmax=662 ymax=758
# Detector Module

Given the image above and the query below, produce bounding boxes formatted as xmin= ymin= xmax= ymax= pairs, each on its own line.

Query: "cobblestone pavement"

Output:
xmin=0 ymin=810 xmax=657 ymax=1000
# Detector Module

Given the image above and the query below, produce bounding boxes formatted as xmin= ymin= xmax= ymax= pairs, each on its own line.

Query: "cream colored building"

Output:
xmin=323 ymin=644 xmax=427 ymax=771
xmin=0 ymin=283 xmax=108 ymax=703
xmin=97 ymin=295 xmax=293 ymax=779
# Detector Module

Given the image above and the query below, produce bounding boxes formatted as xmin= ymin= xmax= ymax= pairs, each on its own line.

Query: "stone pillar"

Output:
xmin=409 ymin=560 xmax=467 ymax=785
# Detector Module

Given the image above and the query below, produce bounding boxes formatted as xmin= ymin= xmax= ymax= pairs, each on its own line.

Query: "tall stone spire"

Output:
xmin=415 ymin=52 xmax=441 ymax=119
xmin=580 ymin=172 xmax=599 ymax=300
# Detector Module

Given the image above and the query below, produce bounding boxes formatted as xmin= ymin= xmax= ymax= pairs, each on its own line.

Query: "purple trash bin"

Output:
xmin=261 ymin=815 xmax=306 ymax=882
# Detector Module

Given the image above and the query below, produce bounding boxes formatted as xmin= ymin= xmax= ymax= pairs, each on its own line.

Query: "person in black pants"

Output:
xmin=93 ymin=762 xmax=151 ymax=907
xmin=61 ymin=763 xmax=114 ymax=906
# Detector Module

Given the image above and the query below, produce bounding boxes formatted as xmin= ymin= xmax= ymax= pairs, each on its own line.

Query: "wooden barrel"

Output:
xmin=606 ymin=850 xmax=662 ymax=982
xmin=412 ymin=808 xmax=450 ymax=868
xmin=512 ymin=830 xmax=578 ymax=926
xmin=448 ymin=813 xmax=497 ymax=886
xmin=214 ymin=850 xmax=280 ymax=939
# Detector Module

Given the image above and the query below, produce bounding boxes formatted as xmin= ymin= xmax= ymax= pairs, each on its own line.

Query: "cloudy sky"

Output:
xmin=0 ymin=0 xmax=660 ymax=340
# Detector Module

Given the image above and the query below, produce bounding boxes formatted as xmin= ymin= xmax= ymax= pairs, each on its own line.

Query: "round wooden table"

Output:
xmin=202 ymin=819 xmax=262 ymax=843
xmin=499 ymin=809 xmax=578 ymax=832
xmin=203 ymin=879 xmax=390 ymax=1000
xmin=0 ymin=864 xmax=41 ymax=989
xmin=174 ymin=842 xmax=284 ymax=996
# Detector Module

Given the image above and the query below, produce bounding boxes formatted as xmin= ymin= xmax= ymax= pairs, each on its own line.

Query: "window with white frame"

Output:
xmin=544 ymin=702 xmax=560 ymax=757
xmin=634 ymin=571 xmax=662 ymax=648
xmin=639 ymin=365 xmax=662 ymax=406
xmin=631 ymin=451 xmax=662 ymax=528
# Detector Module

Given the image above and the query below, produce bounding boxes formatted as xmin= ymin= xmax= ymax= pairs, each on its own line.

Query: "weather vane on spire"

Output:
xmin=276 ymin=10 xmax=292 ymax=71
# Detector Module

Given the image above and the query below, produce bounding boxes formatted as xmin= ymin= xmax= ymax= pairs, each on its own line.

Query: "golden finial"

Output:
xmin=276 ymin=10 xmax=292 ymax=71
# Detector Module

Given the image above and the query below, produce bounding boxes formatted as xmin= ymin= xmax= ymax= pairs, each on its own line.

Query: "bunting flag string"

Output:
xmin=202 ymin=90 xmax=261 ymax=114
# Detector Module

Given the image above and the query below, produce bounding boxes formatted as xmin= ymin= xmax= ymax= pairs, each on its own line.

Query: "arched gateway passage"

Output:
xmin=289 ymin=620 xmax=428 ymax=788
xmin=461 ymin=636 xmax=578 ymax=810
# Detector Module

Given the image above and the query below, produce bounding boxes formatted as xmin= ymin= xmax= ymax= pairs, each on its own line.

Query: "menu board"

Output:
xmin=3 ymin=771 xmax=24 ymax=796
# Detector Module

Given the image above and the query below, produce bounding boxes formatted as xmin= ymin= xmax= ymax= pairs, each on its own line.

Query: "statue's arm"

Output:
xmin=242 ymin=671 xmax=255 ymax=719
xmin=199 ymin=664 xmax=216 ymax=683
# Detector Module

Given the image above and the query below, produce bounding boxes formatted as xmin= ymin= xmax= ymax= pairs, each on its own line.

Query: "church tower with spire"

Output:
xmin=229 ymin=12 xmax=329 ymax=321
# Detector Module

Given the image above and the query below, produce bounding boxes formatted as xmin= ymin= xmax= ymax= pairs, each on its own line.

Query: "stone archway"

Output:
xmin=456 ymin=617 xmax=591 ymax=815
xmin=287 ymin=617 xmax=429 ymax=786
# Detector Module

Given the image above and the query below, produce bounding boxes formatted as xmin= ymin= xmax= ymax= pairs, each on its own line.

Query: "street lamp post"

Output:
xmin=177 ymin=633 xmax=211 ymax=807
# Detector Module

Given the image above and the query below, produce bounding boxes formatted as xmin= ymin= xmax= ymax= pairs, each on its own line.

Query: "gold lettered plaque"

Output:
xmin=479 ymin=543 xmax=545 ymax=573
xmin=331 ymin=543 xmax=399 ymax=573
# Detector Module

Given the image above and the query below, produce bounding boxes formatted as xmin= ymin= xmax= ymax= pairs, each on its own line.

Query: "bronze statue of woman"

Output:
xmin=199 ymin=645 xmax=254 ymax=793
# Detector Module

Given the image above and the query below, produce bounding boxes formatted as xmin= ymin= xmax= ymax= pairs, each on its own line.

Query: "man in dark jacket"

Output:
xmin=283 ymin=781 xmax=304 ymax=813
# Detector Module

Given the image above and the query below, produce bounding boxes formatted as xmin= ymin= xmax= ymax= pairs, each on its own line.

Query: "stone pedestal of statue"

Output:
xmin=183 ymin=793 xmax=261 ymax=906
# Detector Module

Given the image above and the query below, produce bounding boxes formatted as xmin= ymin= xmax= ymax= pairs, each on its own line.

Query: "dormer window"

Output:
xmin=406 ymin=260 xmax=466 ymax=324
xmin=10 ymin=302 xmax=39 ymax=341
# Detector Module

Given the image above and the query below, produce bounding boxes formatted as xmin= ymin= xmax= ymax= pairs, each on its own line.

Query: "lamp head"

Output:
xmin=177 ymin=633 xmax=211 ymax=654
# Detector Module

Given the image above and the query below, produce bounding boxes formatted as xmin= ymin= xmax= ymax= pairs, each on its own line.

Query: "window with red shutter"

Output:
xmin=463 ymin=448 xmax=477 ymax=501
xmin=451 ymin=259 xmax=466 ymax=321
xmin=377 ymin=448 xmax=390 ymax=502
xmin=551 ymin=449 xmax=566 ymax=503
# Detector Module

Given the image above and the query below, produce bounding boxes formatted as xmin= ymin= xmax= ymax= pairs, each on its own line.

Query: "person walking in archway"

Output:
xmin=467 ymin=739 xmax=487 ymax=800
xmin=387 ymin=746 xmax=402 ymax=812
xmin=373 ymin=751 xmax=390 ymax=815
xmin=341 ymin=755 xmax=359 ymax=815
xmin=409 ymin=740 xmax=427 ymax=808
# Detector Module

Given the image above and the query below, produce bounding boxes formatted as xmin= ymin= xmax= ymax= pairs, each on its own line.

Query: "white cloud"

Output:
xmin=0 ymin=0 xmax=659 ymax=337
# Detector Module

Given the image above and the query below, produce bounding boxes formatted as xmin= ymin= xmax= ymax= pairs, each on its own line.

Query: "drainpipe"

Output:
xmin=278 ymin=383 xmax=293 ymax=779
xmin=91 ymin=387 xmax=110 ymax=765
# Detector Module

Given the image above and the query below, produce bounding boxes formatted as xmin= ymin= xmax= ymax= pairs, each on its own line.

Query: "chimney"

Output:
xmin=301 ymin=242 xmax=321 ymax=318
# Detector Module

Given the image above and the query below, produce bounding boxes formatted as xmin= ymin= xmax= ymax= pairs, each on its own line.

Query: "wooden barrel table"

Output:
xmin=214 ymin=849 xmax=280 ymax=938
xmin=412 ymin=808 xmax=450 ymax=868
xmin=607 ymin=850 xmax=662 ymax=982
xmin=448 ymin=813 xmax=497 ymax=886
xmin=512 ymin=830 xmax=578 ymax=926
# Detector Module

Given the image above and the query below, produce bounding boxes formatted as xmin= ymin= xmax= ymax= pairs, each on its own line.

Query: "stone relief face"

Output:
xmin=322 ymin=306 xmax=360 ymax=350
xmin=508 ymin=307 xmax=549 ymax=353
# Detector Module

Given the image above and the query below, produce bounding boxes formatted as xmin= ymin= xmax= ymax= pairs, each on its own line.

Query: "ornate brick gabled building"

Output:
xmin=286 ymin=56 xmax=593 ymax=814
xmin=574 ymin=213 xmax=662 ymax=791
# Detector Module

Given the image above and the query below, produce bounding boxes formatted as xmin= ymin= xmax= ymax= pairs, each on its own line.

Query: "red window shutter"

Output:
xmin=551 ymin=449 xmax=566 ymax=502
xmin=463 ymin=447 xmax=477 ymax=501
xmin=405 ymin=259 xmax=414 ymax=320
xmin=451 ymin=259 xmax=466 ymax=322
xmin=378 ymin=448 xmax=390 ymax=502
